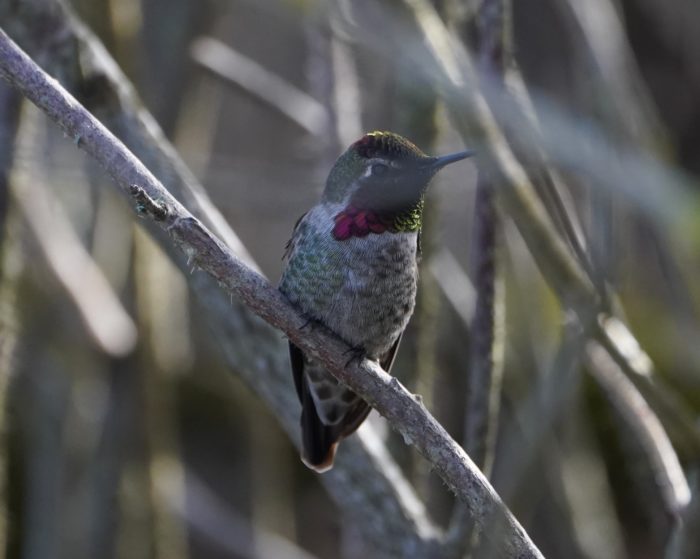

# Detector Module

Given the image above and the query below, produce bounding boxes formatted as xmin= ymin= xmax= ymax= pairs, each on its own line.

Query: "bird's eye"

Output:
xmin=371 ymin=163 xmax=389 ymax=176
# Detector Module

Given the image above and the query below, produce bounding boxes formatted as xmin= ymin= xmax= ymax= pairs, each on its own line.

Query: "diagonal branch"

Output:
xmin=586 ymin=341 xmax=690 ymax=517
xmin=190 ymin=36 xmax=329 ymax=136
xmin=0 ymin=28 xmax=543 ymax=559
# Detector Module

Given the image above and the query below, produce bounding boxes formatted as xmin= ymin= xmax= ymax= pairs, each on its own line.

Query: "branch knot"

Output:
xmin=130 ymin=184 xmax=168 ymax=221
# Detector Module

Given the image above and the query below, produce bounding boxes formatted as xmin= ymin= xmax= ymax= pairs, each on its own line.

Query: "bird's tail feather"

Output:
xmin=300 ymin=376 xmax=340 ymax=473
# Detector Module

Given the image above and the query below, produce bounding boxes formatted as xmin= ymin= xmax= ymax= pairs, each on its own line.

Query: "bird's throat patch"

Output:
xmin=332 ymin=207 xmax=388 ymax=240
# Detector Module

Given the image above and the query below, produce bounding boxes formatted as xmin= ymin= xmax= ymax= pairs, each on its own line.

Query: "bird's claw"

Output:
xmin=343 ymin=346 xmax=367 ymax=368
xmin=299 ymin=314 xmax=320 ymax=330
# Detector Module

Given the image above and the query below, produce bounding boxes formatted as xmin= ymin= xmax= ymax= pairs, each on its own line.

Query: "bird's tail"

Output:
xmin=300 ymin=377 xmax=340 ymax=473
xmin=299 ymin=374 xmax=372 ymax=472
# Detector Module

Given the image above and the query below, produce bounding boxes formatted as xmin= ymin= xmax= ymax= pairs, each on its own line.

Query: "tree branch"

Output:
xmin=448 ymin=0 xmax=507 ymax=554
xmin=586 ymin=341 xmax=690 ymax=517
xmin=0 ymin=28 xmax=543 ymax=559
xmin=0 ymin=1 xmax=441 ymax=552
xmin=464 ymin=0 xmax=505 ymax=484
xmin=0 ymin=82 xmax=22 ymax=558
xmin=668 ymin=469 xmax=700 ymax=559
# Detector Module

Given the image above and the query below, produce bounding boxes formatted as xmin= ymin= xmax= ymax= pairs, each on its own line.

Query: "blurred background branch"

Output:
xmin=0 ymin=82 xmax=21 ymax=558
xmin=190 ymin=36 xmax=329 ymax=137
xmin=447 ymin=0 xmax=507 ymax=555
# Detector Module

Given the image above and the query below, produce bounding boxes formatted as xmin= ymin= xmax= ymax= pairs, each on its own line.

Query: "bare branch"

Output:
xmin=0 ymin=2 xmax=441 ymax=552
xmin=596 ymin=317 xmax=700 ymax=458
xmin=0 ymin=28 xmax=543 ymax=559
xmin=587 ymin=340 xmax=691 ymax=516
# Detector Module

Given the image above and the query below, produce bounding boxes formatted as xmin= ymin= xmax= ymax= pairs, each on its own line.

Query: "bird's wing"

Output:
xmin=283 ymin=212 xmax=307 ymax=260
xmin=299 ymin=368 xmax=340 ymax=472
xmin=380 ymin=333 xmax=403 ymax=374
xmin=333 ymin=335 xmax=402 ymax=438
xmin=416 ymin=228 xmax=422 ymax=261
xmin=289 ymin=341 xmax=305 ymax=402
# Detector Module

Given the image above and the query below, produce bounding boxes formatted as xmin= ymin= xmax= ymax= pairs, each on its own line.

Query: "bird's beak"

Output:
xmin=428 ymin=150 xmax=476 ymax=170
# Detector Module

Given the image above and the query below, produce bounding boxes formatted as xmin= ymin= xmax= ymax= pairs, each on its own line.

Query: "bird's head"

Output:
xmin=323 ymin=131 xmax=473 ymax=239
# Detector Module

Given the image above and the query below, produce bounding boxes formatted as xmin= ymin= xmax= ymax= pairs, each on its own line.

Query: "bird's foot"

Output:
xmin=343 ymin=346 xmax=367 ymax=368
xmin=299 ymin=313 xmax=321 ymax=331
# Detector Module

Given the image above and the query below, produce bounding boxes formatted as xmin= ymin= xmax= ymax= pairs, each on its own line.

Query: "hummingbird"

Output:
xmin=279 ymin=131 xmax=473 ymax=472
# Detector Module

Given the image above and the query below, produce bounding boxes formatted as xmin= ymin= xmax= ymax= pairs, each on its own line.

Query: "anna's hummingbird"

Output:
xmin=279 ymin=131 xmax=473 ymax=472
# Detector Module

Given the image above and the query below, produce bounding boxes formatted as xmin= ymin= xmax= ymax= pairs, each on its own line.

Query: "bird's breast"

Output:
xmin=325 ymin=234 xmax=418 ymax=356
xmin=280 ymin=206 xmax=419 ymax=358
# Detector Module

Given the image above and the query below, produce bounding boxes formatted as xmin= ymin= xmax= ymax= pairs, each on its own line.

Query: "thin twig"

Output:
xmin=0 ymin=28 xmax=543 ymax=559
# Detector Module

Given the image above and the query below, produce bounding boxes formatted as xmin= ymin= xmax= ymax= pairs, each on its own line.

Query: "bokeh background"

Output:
xmin=0 ymin=0 xmax=699 ymax=558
